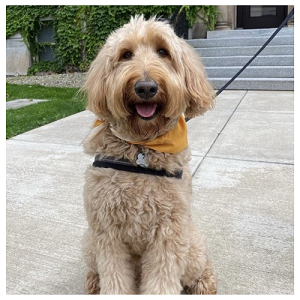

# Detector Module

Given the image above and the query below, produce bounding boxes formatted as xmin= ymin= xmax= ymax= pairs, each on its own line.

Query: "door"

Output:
xmin=237 ymin=6 xmax=288 ymax=29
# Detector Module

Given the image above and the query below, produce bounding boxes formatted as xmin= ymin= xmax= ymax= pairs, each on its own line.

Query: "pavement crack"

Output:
xmin=192 ymin=90 xmax=249 ymax=175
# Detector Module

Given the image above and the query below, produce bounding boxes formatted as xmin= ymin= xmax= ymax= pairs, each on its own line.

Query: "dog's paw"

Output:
xmin=86 ymin=271 xmax=100 ymax=294
xmin=183 ymin=267 xmax=217 ymax=295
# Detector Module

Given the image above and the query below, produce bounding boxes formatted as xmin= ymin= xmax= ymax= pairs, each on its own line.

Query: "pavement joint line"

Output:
xmin=232 ymin=110 xmax=293 ymax=115
xmin=205 ymin=155 xmax=294 ymax=166
xmin=9 ymin=138 xmax=83 ymax=148
xmin=192 ymin=89 xmax=249 ymax=174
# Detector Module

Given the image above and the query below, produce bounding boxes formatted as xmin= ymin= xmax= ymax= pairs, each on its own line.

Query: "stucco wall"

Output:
xmin=6 ymin=34 xmax=31 ymax=76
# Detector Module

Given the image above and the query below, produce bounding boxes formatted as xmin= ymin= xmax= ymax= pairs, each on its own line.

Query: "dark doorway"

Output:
xmin=237 ymin=6 xmax=288 ymax=29
xmin=170 ymin=7 xmax=189 ymax=39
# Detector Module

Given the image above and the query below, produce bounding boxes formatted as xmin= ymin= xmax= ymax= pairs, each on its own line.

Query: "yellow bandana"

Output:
xmin=93 ymin=115 xmax=188 ymax=154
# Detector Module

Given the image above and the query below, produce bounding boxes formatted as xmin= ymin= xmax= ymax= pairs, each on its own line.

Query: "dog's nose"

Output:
xmin=134 ymin=80 xmax=158 ymax=99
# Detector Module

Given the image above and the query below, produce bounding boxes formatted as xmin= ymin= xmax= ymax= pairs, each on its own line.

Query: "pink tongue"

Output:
xmin=135 ymin=103 xmax=157 ymax=118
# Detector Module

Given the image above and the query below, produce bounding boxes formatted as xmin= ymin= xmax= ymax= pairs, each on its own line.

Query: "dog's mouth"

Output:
xmin=133 ymin=102 xmax=161 ymax=120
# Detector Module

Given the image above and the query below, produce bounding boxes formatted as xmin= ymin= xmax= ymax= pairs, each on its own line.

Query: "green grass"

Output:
xmin=6 ymin=83 xmax=87 ymax=139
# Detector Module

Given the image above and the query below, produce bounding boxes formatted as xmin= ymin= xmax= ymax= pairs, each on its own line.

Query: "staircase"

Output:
xmin=186 ymin=27 xmax=294 ymax=90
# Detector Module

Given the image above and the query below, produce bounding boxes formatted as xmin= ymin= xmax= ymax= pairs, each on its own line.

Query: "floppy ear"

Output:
xmin=81 ymin=46 xmax=111 ymax=120
xmin=180 ymin=40 xmax=215 ymax=119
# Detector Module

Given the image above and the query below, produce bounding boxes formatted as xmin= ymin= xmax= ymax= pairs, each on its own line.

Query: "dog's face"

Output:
xmin=84 ymin=16 xmax=215 ymax=141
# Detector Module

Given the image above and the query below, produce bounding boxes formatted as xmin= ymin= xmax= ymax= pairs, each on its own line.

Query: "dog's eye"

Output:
xmin=122 ymin=51 xmax=133 ymax=60
xmin=157 ymin=48 xmax=168 ymax=58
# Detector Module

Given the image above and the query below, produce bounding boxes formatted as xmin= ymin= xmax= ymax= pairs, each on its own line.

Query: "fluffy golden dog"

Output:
xmin=82 ymin=15 xmax=216 ymax=294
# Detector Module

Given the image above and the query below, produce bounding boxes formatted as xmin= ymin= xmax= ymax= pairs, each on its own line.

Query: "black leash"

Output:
xmin=215 ymin=8 xmax=294 ymax=97
xmin=92 ymin=10 xmax=294 ymax=176
xmin=185 ymin=8 xmax=294 ymax=123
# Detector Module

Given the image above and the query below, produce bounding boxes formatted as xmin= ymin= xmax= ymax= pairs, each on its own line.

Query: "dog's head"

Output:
xmin=83 ymin=15 xmax=215 ymax=141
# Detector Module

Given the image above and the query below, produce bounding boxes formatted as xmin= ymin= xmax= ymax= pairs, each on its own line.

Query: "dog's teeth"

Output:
xmin=135 ymin=103 xmax=157 ymax=118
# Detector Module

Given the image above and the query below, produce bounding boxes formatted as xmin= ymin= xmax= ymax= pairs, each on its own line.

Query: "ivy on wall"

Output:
xmin=6 ymin=5 xmax=218 ymax=73
xmin=6 ymin=5 xmax=56 ymax=57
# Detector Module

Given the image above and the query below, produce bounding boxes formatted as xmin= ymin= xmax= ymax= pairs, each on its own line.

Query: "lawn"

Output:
xmin=6 ymin=83 xmax=87 ymax=139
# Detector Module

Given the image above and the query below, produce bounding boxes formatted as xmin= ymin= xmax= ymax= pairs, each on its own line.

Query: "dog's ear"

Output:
xmin=82 ymin=47 xmax=111 ymax=119
xmin=180 ymin=40 xmax=215 ymax=119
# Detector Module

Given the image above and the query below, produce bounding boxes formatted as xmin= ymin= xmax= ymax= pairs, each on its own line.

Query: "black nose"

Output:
xmin=134 ymin=80 xmax=158 ymax=99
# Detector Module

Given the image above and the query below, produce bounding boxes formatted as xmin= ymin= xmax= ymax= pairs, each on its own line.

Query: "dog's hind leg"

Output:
xmin=181 ymin=225 xmax=217 ymax=294
xmin=82 ymin=229 xmax=100 ymax=294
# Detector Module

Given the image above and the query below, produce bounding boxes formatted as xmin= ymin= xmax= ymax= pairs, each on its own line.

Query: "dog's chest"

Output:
xmin=85 ymin=167 xmax=190 ymax=253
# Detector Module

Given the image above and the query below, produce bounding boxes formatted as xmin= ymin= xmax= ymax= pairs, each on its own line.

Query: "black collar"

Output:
xmin=93 ymin=155 xmax=183 ymax=179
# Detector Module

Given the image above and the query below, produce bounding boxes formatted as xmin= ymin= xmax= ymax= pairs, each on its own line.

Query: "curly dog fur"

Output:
xmin=82 ymin=15 xmax=216 ymax=294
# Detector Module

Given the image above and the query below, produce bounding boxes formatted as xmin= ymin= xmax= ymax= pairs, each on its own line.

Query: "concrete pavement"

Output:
xmin=6 ymin=90 xmax=294 ymax=294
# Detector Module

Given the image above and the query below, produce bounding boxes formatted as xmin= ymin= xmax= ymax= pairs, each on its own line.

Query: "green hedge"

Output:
xmin=6 ymin=5 xmax=218 ymax=73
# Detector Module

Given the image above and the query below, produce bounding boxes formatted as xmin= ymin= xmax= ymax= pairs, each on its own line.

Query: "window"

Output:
xmin=37 ymin=17 xmax=55 ymax=61
xmin=250 ymin=6 xmax=277 ymax=17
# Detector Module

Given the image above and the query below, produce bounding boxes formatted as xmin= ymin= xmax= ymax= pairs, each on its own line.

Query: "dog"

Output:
xmin=81 ymin=15 xmax=216 ymax=295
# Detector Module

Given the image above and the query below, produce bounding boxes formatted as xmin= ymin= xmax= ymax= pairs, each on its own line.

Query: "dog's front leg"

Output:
xmin=96 ymin=232 xmax=136 ymax=294
xmin=140 ymin=229 xmax=188 ymax=294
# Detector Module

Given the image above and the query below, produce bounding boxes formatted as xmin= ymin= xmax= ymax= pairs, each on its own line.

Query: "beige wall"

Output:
xmin=215 ymin=5 xmax=235 ymax=30
xmin=288 ymin=5 xmax=294 ymax=26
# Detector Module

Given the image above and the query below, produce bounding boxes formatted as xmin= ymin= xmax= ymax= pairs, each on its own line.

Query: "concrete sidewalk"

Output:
xmin=6 ymin=90 xmax=294 ymax=294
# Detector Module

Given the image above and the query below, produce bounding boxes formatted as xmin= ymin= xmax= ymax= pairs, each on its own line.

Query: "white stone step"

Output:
xmin=212 ymin=78 xmax=294 ymax=91
xmin=196 ymin=45 xmax=293 ymax=57
xmin=187 ymin=27 xmax=294 ymax=91
xmin=187 ymin=35 xmax=293 ymax=48
xmin=207 ymin=27 xmax=294 ymax=39
xmin=206 ymin=66 xmax=294 ymax=79
xmin=202 ymin=55 xmax=294 ymax=67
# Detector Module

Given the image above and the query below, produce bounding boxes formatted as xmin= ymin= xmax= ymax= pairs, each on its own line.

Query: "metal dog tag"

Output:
xmin=136 ymin=153 xmax=149 ymax=168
